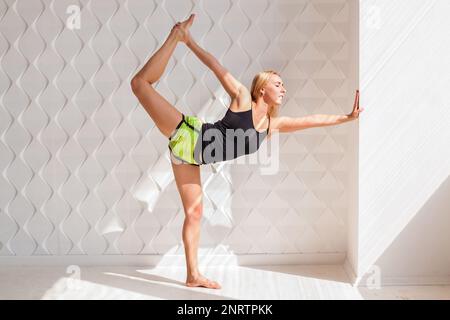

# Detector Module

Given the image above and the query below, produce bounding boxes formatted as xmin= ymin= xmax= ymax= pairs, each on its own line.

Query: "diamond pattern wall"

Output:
xmin=0 ymin=0 xmax=357 ymax=260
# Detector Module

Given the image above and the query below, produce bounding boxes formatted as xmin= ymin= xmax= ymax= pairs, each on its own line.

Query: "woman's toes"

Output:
xmin=210 ymin=281 xmax=221 ymax=289
xmin=181 ymin=13 xmax=195 ymax=29
xmin=188 ymin=13 xmax=195 ymax=26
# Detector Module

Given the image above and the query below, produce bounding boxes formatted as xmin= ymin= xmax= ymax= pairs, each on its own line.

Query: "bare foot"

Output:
xmin=179 ymin=13 xmax=195 ymax=30
xmin=186 ymin=274 xmax=221 ymax=289
xmin=171 ymin=14 xmax=195 ymax=44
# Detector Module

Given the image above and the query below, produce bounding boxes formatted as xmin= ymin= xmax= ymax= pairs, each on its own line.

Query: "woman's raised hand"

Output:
xmin=347 ymin=90 xmax=364 ymax=120
xmin=171 ymin=13 xmax=195 ymax=45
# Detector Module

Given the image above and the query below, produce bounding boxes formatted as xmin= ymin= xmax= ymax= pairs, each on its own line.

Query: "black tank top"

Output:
xmin=194 ymin=107 xmax=270 ymax=165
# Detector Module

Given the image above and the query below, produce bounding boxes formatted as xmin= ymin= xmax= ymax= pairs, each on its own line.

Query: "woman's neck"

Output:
xmin=252 ymin=100 xmax=270 ymax=115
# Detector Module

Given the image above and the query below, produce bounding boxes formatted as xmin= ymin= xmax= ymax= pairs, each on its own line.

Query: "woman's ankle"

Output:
xmin=187 ymin=270 xmax=200 ymax=279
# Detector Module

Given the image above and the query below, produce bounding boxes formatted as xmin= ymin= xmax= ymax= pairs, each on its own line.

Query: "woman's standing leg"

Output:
xmin=171 ymin=161 xmax=221 ymax=289
xmin=130 ymin=15 xmax=194 ymax=138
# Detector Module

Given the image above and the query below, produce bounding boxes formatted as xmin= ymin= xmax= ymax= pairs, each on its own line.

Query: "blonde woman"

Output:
xmin=131 ymin=14 xmax=363 ymax=289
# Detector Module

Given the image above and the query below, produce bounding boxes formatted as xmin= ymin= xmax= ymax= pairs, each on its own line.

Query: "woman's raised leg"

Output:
xmin=130 ymin=15 xmax=195 ymax=138
xmin=171 ymin=161 xmax=221 ymax=289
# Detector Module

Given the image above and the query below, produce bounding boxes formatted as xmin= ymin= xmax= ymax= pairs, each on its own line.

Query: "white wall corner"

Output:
xmin=343 ymin=257 xmax=360 ymax=286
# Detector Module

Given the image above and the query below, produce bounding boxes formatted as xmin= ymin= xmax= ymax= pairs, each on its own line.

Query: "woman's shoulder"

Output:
xmin=228 ymin=87 xmax=252 ymax=112
xmin=233 ymin=86 xmax=252 ymax=110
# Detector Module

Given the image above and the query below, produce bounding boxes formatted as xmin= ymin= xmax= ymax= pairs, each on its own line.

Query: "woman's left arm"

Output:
xmin=270 ymin=90 xmax=363 ymax=133
xmin=270 ymin=114 xmax=349 ymax=133
xmin=309 ymin=114 xmax=352 ymax=127
xmin=315 ymin=90 xmax=363 ymax=126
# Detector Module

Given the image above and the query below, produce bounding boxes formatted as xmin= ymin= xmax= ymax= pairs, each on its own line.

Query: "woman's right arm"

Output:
xmin=187 ymin=37 xmax=246 ymax=99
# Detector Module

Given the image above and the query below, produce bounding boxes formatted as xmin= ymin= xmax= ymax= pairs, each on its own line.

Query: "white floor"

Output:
xmin=0 ymin=265 xmax=449 ymax=300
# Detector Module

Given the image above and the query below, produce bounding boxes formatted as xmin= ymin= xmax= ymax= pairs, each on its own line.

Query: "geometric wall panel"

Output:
xmin=0 ymin=0 xmax=357 ymax=259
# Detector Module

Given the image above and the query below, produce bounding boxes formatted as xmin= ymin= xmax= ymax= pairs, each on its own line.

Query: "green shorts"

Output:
xmin=168 ymin=114 xmax=203 ymax=166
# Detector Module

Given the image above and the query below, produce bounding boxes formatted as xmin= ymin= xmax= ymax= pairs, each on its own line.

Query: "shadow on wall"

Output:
xmin=357 ymin=175 xmax=450 ymax=296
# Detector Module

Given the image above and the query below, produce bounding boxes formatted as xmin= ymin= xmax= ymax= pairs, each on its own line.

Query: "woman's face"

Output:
xmin=262 ymin=75 xmax=287 ymax=106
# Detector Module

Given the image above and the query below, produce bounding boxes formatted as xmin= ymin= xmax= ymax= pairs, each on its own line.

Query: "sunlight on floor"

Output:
xmin=1 ymin=265 xmax=448 ymax=300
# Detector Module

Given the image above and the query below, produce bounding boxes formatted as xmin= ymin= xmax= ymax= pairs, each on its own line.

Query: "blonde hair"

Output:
xmin=250 ymin=70 xmax=280 ymax=119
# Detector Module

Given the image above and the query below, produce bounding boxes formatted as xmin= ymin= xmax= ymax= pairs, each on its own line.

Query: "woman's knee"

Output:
xmin=131 ymin=76 xmax=142 ymax=93
xmin=185 ymin=203 xmax=203 ymax=221
xmin=130 ymin=76 xmax=150 ymax=95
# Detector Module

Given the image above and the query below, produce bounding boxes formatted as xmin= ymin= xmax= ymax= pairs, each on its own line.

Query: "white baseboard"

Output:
xmin=0 ymin=253 xmax=346 ymax=267
xmin=343 ymin=259 xmax=450 ymax=287
xmin=357 ymin=274 xmax=450 ymax=287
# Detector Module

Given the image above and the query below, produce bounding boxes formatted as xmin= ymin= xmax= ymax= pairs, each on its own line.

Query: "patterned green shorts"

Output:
xmin=168 ymin=114 xmax=203 ymax=166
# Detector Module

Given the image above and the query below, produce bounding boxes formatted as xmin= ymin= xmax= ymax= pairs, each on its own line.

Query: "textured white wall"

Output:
xmin=0 ymin=0 xmax=357 ymax=264
xmin=357 ymin=0 xmax=450 ymax=283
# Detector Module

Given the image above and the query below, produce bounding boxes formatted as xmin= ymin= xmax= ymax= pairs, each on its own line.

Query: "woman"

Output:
xmin=131 ymin=14 xmax=363 ymax=289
